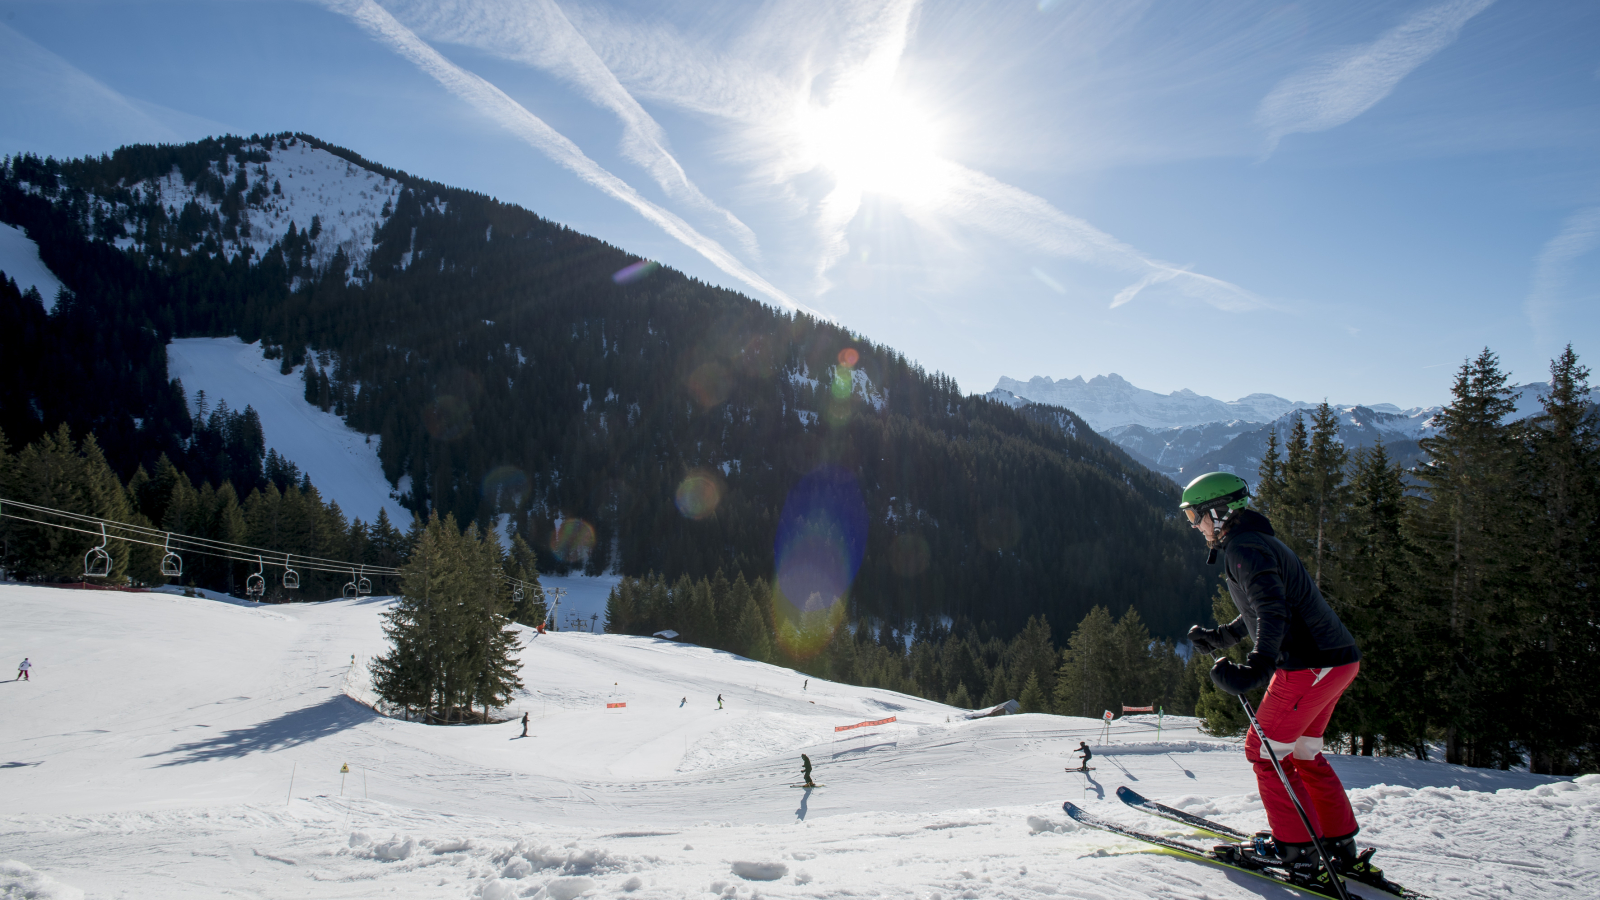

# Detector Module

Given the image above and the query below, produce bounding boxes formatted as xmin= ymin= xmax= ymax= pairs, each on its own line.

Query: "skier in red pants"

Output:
xmin=1181 ymin=472 xmax=1388 ymax=894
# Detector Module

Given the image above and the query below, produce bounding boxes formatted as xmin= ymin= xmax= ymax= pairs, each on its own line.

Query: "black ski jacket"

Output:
xmin=1215 ymin=510 xmax=1360 ymax=671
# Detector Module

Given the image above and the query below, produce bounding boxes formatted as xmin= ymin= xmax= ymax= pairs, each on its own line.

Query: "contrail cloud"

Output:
xmin=320 ymin=0 xmax=803 ymax=312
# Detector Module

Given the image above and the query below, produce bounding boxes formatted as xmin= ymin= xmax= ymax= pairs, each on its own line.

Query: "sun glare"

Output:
xmin=800 ymin=90 xmax=946 ymax=198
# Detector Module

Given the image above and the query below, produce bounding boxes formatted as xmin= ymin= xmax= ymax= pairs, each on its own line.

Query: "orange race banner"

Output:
xmin=835 ymin=716 xmax=896 ymax=733
xmin=606 ymin=702 xmax=626 ymax=709
xmin=1122 ymin=705 xmax=1154 ymax=712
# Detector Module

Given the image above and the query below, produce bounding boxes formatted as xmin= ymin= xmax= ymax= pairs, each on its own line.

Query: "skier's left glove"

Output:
xmin=1209 ymin=652 xmax=1275 ymax=696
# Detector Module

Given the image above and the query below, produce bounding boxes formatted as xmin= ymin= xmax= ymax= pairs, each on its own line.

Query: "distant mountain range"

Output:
xmin=988 ymin=375 xmax=1556 ymax=486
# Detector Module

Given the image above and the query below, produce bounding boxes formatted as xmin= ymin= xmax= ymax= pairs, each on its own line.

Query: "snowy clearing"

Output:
xmin=166 ymin=336 xmax=408 ymax=525
xmin=0 ymin=221 xmax=65 ymax=311
xmin=1 ymin=584 xmax=1593 ymax=899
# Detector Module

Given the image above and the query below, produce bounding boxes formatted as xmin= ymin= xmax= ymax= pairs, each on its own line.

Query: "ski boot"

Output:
xmin=1328 ymin=833 xmax=1410 ymax=895
xmin=1213 ymin=834 xmax=1347 ymax=898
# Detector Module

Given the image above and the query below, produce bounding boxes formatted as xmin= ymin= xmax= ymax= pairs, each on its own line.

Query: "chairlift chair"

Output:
xmin=83 ymin=523 xmax=112 ymax=579
xmin=282 ymin=553 xmax=299 ymax=590
xmin=160 ymin=534 xmax=182 ymax=578
xmin=343 ymin=571 xmax=359 ymax=599
xmin=246 ymin=555 xmax=266 ymax=600
xmin=512 ymin=585 xmax=525 ymax=603
xmin=357 ymin=567 xmax=372 ymax=596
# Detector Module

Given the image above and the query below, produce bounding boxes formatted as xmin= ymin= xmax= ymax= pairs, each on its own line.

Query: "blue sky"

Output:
xmin=2 ymin=0 xmax=1596 ymax=409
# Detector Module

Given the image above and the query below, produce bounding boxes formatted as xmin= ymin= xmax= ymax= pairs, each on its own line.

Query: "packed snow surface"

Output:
xmin=166 ymin=336 xmax=407 ymax=525
xmin=2 ymin=584 xmax=1594 ymax=899
xmin=0 ymin=222 xmax=65 ymax=311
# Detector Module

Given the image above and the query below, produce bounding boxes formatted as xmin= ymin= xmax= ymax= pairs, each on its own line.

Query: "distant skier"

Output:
xmin=803 ymin=679 xmax=808 ymax=691
xmin=680 ymin=697 xmax=687 ymax=707
xmin=16 ymin=658 xmax=29 ymax=681
xmin=800 ymin=753 xmax=815 ymax=788
xmin=1073 ymin=741 xmax=1092 ymax=771
xmin=1181 ymin=472 xmax=1381 ymax=891
xmin=716 ymin=694 xmax=723 ymax=709
xmin=521 ymin=712 xmax=529 ymax=738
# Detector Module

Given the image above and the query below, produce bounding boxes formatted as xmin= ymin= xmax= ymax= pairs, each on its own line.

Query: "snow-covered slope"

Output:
xmin=3 ymin=584 xmax=1592 ymax=899
xmin=0 ymin=221 xmax=65 ymax=310
xmin=992 ymin=374 xmax=1314 ymax=431
xmin=107 ymin=137 xmax=400 ymax=281
xmin=167 ymin=336 xmax=407 ymax=524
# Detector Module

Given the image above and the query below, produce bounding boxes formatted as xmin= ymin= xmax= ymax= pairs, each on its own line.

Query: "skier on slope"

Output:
xmin=16 ymin=658 xmax=30 ymax=681
xmin=716 ymin=694 xmax=723 ymax=709
xmin=800 ymin=753 xmax=815 ymax=788
xmin=1181 ymin=472 xmax=1388 ymax=892
xmin=1073 ymin=741 xmax=1092 ymax=771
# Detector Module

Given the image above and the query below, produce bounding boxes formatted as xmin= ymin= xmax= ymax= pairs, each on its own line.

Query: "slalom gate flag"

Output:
xmin=1122 ymin=705 xmax=1155 ymax=712
xmin=835 ymin=716 xmax=896 ymax=733
xmin=606 ymin=702 xmax=626 ymax=709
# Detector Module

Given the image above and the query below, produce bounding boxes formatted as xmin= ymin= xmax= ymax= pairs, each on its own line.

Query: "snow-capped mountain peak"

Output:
xmin=990 ymin=373 xmax=1313 ymax=431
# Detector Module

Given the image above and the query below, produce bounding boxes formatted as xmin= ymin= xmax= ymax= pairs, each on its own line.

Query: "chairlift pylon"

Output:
xmin=83 ymin=523 xmax=112 ymax=579
xmin=160 ymin=533 xmax=182 ymax=578
xmin=246 ymin=555 xmax=266 ymax=600
xmin=282 ymin=553 xmax=299 ymax=590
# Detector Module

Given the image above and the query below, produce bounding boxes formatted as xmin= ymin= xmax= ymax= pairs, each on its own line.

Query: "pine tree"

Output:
xmin=1018 ymin=671 xmax=1048 ymax=714
xmin=1053 ymin=605 xmax=1116 ymax=717
xmin=1413 ymin=349 xmax=1521 ymax=767
xmin=946 ymin=682 xmax=972 ymax=709
xmin=1522 ymin=346 xmax=1599 ymax=773
xmin=504 ymin=532 xmax=545 ymax=627
xmin=1304 ymin=402 xmax=1350 ymax=590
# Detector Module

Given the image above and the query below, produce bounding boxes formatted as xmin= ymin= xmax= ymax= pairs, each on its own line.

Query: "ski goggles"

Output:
xmin=1182 ymin=507 xmax=1208 ymax=526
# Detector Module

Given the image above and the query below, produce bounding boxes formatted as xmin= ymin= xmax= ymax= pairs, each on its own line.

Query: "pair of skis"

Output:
xmin=1063 ymin=786 xmax=1429 ymax=900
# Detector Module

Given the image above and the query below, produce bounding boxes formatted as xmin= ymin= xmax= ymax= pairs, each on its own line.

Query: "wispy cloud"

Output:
xmin=0 ymin=22 xmax=193 ymax=152
xmin=319 ymin=0 xmax=804 ymax=312
xmin=1256 ymin=0 xmax=1495 ymax=151
xmin=925 ymin=163 xmax=1262 ymax=311
xmin=380 ymin=0 xmax=760 ymax=257
xmin=1525 ymin=205 xmax=1600 ymax=350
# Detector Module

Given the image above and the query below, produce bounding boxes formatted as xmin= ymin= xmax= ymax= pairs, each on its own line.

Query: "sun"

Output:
xmin=798 ymin=89 xmax=947 ymax=199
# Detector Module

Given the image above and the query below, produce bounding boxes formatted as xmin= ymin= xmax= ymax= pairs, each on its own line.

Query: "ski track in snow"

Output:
xmin=166 ymin=336 xmax=408 ymax=526
xmin=1 ymin=584 xmax=1593 ymax=899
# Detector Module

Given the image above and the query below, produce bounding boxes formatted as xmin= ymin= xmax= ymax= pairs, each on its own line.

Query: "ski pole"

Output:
xmin=1233 ymin=683 xmax=1351 ymax=900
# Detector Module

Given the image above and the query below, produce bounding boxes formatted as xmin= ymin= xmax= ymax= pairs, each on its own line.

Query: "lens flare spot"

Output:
xmin=482 ymin=465 xmax=528 ymax=503
xmin=675 ymin=469 xmax=725 ymax=520
xmin=837 ymin=347 xmax=859 ymax=367
xmin=423 ymin=395 xmax=472 ymax=440
xmin=830 ymin=366 xmax=853 ymax=400
xmin=612 ymin=259 xmax=659 ymax=284
xmin=549 ymin=518 xmax=596 ymax=563
xmin=889 ymin=533 xmax=931 ymax=577
xmin=687 ymin=362 xmax=733 ymax=408
xmin=772 ymin=466 xmax=867 ymax=662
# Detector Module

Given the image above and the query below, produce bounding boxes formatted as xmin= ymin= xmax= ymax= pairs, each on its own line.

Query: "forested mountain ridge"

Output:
xmin=0 ymin=134 xmax=1211 ymax=639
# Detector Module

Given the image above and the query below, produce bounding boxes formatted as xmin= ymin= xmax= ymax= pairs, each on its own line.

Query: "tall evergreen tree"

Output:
xmin=1412 ymin=348 xmax=1521 ymax=767
xmin=1521 ymin=346 xmax=1599 ymax=773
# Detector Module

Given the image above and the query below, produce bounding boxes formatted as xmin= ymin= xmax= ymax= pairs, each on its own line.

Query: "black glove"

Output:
xmin=1209 ymin=652 xmax=1276 ymax=696
xmin=1188 ymin=625 xmax=1226 ymax=654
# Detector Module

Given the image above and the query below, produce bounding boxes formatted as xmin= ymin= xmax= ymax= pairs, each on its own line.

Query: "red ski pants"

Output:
xmin=1244 ymin=661 xmax=1360 ymax=844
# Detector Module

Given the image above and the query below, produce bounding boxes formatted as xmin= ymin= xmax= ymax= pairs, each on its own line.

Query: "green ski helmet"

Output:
xmin=1179 ymin=471 xmax=1250 ymax=527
